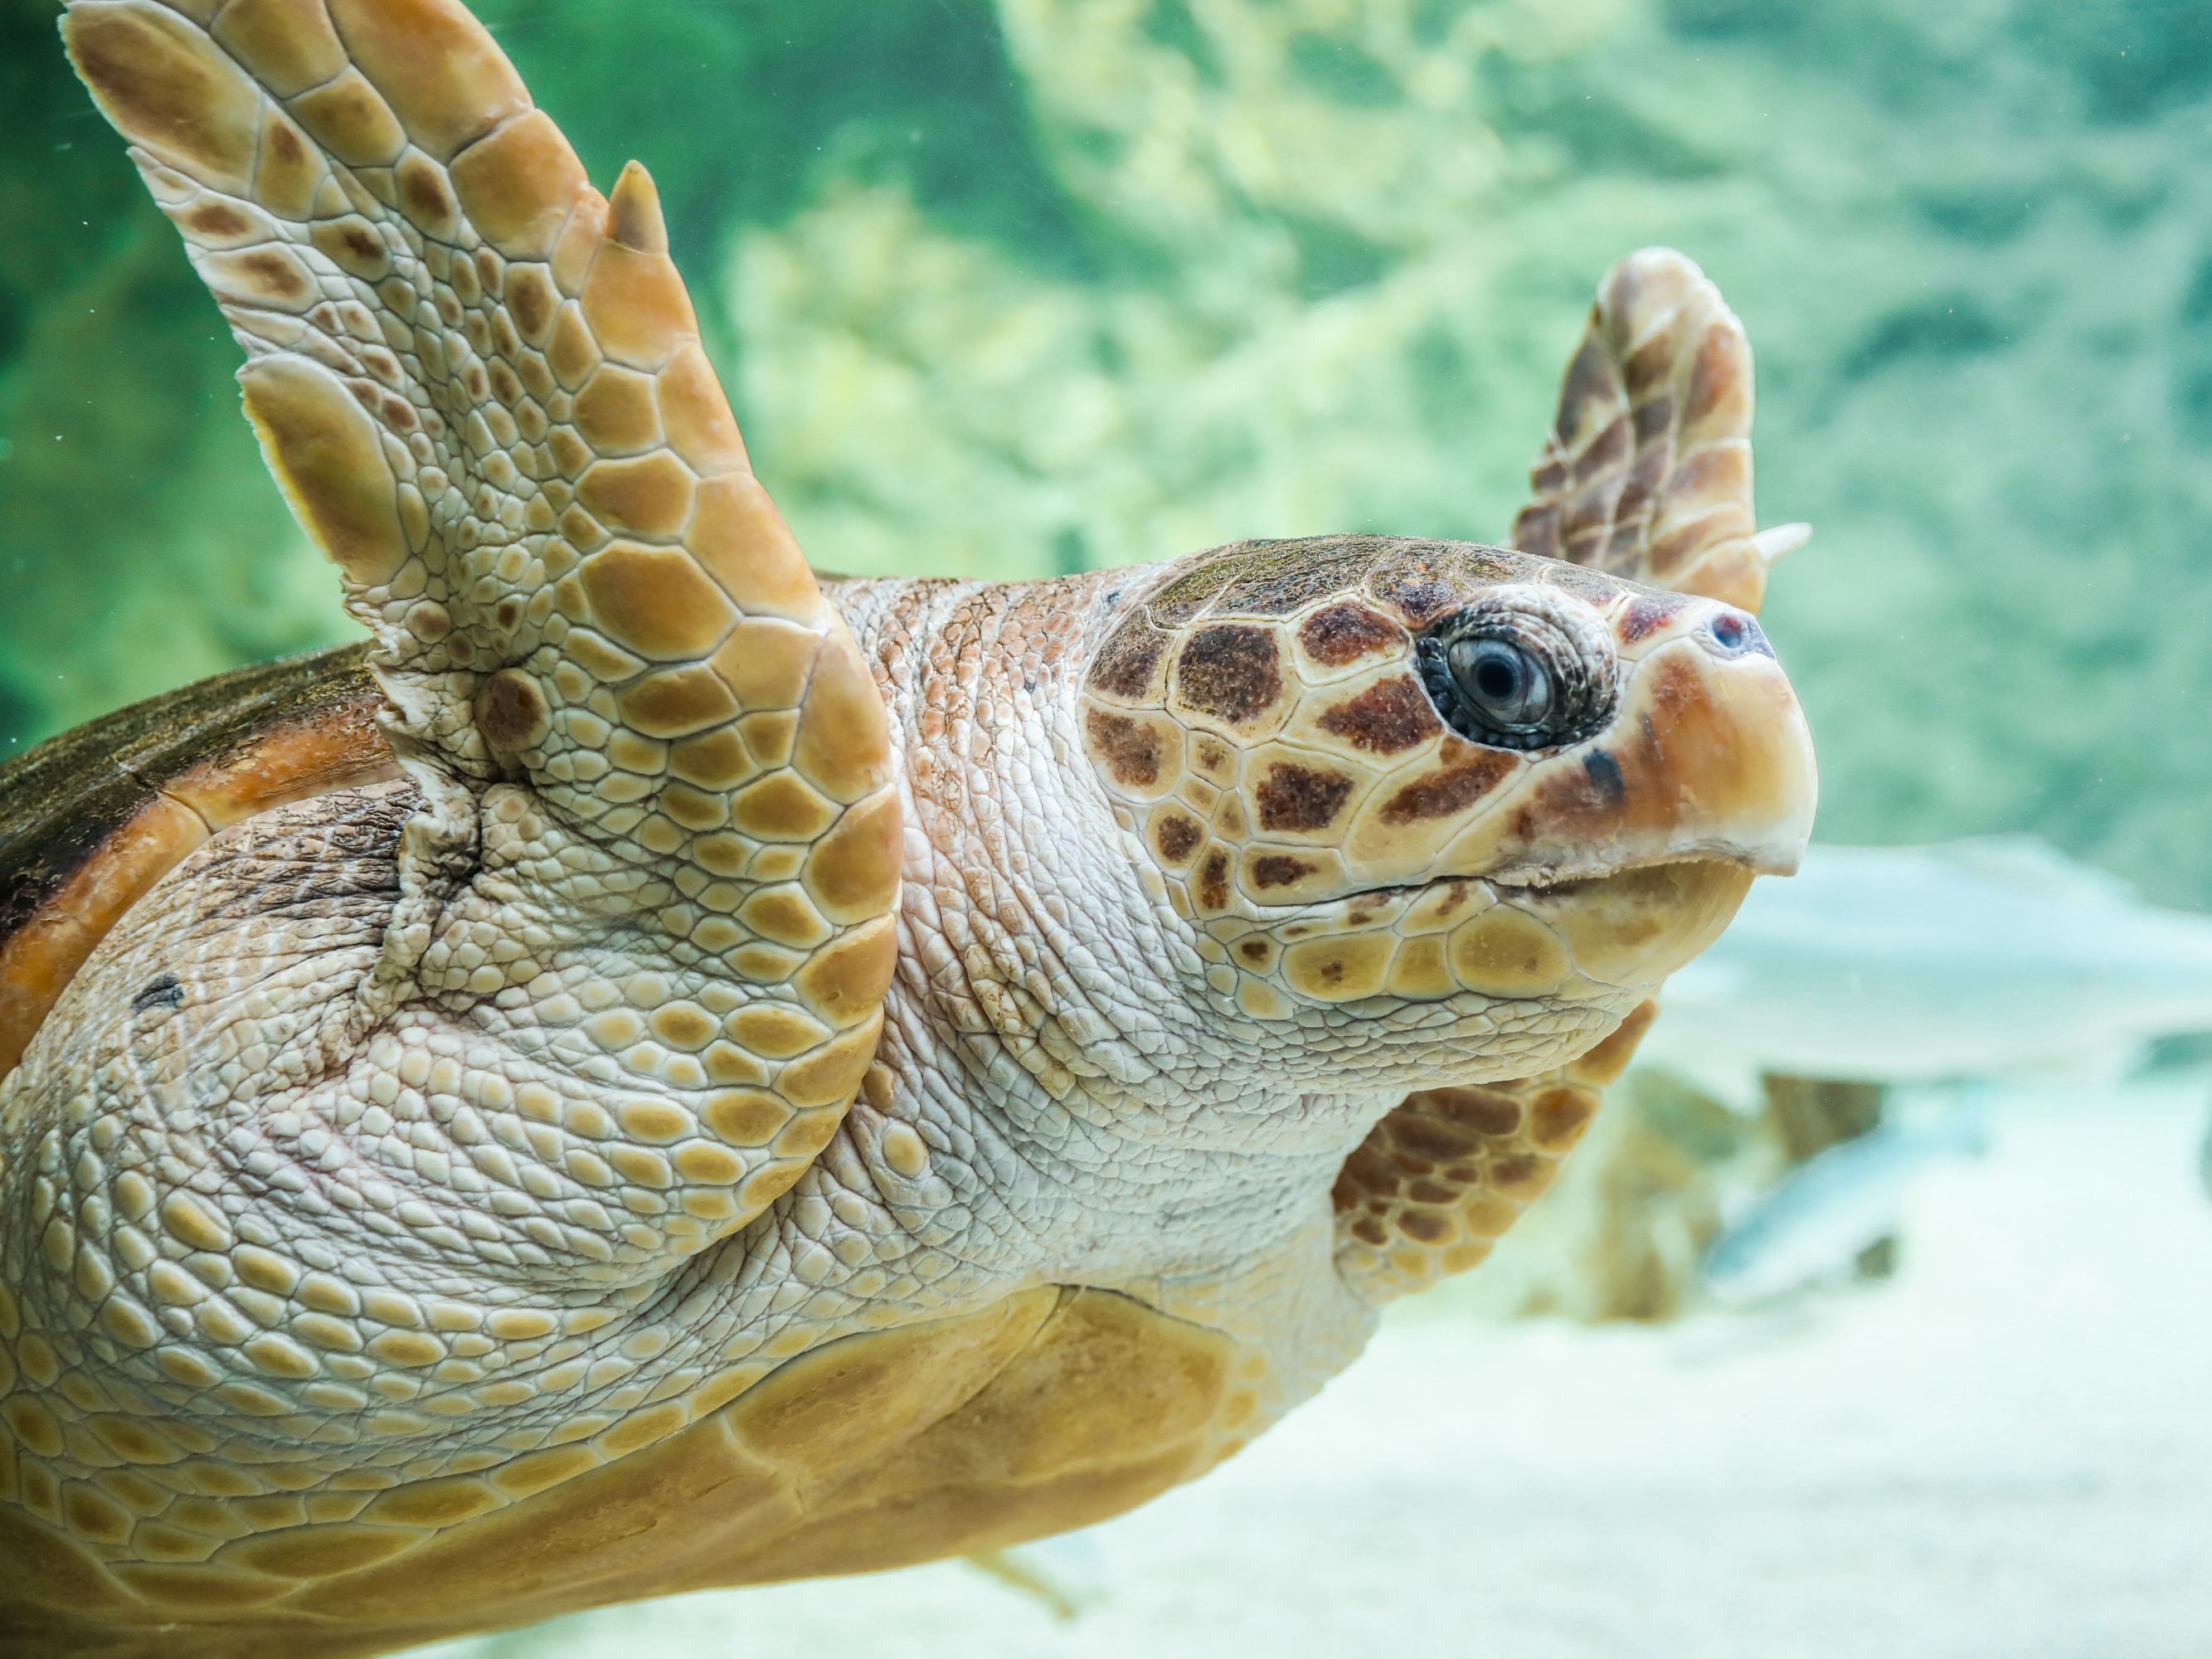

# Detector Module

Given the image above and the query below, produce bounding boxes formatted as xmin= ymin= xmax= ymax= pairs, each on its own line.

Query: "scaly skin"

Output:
xmin=0 ymin=0 xmax=1817 ymax=1651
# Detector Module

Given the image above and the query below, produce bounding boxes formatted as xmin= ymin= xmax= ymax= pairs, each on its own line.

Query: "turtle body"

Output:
xmin=0 ymin=2 xmax=1817 ymax=1653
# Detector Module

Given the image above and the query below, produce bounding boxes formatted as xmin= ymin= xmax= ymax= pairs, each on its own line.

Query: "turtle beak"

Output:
xmin=1441 ymin=631 xmax=1819 ymax=886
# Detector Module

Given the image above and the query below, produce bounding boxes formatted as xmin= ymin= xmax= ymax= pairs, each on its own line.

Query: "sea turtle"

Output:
xmin=0 ymin=1 xmax=1817 ymax=1652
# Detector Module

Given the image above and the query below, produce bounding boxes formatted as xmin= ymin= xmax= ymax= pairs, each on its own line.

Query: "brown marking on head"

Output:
xmin=1378 ymin=752 xmax=1518 ymax=825
xmin=1373 ymin=573 xmax=1456 ymax=627
xmin=1315 ymin=678 xmax=1441 ymax=755
xmin=1154 ymin=813 xmax=1202 ymax=864
xmin=1174 ymin=625 xmax=1281 ymax=726
xmin=1248 ymin=854 xmax=1315 ymax=890
xmin=1254 ymin=763 xmax=1354 ymax=833
xmin=1239 ymin=938 xmax=1271 ymax=964
xmin=1618 ymin=596 xmax=1677 ymax=644
xmin=1084 ymin=711 xmax=1163 ymax=790
xmin=1296 ymin=603 xmax=1399 ymax=667
xmin=1196 ymin=849 xmax=1231 ymax=911
xmin=1087 ymin=617 xmax=1173 ymax=700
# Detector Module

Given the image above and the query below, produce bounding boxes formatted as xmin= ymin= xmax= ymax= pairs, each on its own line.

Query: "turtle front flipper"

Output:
xmin=59 ymin=0 xmax=902 ymax=1251
xmin=1508 ymin=247 xmax=1808 ymax=613
xmin=1333 ymin=1002 xmax=1655 ymax=1301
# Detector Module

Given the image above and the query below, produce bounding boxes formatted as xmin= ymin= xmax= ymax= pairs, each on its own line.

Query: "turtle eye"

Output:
xmin=1447 ymin=636 xmax=1552 ymax=730
xmin=1416 ymin=592 xmax=1618 ymax=751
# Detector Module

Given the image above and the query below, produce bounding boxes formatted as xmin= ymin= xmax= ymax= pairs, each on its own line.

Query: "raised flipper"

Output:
xmin=1508 ymin=247 xmax=1807 ymax=613
xmin=1335 ymin=251 xmax=1802 ymax=1304
xmin=61 ymin=0 xmax=902 ymax=1258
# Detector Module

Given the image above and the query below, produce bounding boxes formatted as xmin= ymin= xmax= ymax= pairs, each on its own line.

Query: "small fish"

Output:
xmin=1702 ymin=1089 xmax=1991 ymax=1301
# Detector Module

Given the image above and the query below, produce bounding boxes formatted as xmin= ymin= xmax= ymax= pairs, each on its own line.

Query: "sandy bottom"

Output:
xmin=425 ymin=1078 xmax=2212 ymax=1659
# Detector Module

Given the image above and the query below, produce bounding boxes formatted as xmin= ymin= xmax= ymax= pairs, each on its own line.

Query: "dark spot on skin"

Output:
xmin=1085 ymin=710 xmax=1162 ymax=788
xmin=1583 ymin=749 xmax=1626 ymax=805
xmin=336 ymin=222 xmax=386 ymax=270
xmin=476 ymin=670 xmax=550 ymax=753
xmin=1255 ymin=763 xmax=1354 ymax=832
xmin=1378 ymin=751 xmax=1519 ymax=825
xmin=1249 ymin=854 xmax=1314 ymax=889
xmin=1175 ymin=625 xmax=1282 ymax=726
xmin=1316 ymin=677 xmax=1441 ymax=754
xmin=183 ymin=202 xmax=252 ymax=241
xmin=1087 ymin=617 xmax=1173 ymax=699
xmin=1154 ymin=814 xmax=1202 ymax=864
xmin=1239 ymin=940 xmax=1270 ymax=963
xmin=509 ymin=275 xmax=554 ymax=339
xmin=403 ymin=165 xmax=455 ymax=226
xmin=1351 ymin=1217 xmax=1388 ymax=1246
xmin=236 ymin=250 xmax=309 ymax=303
xmin=1429 ymin=883 xmax=1472 ymax=921
xmin=1195 ymin=739 xmax=1230 ymax=775
xmin=1398 ymin=1211 xmax=1450 ymax=1244
xmin=1374 ymin=576 xmax=1457 ymax=627
xmin=381 ymin=393 xmax=419 ymax=432
xmin=265 ymin=119 xmax=308 ymax=172
xmin=1297 ymin=603 xmax=1400 ymax=667
xmin=1619 ymin=597 xmax=1675 ymax=644
xmin=1197 ymin=850 xmax=1230 ymax=911
xmin=130 ymin=975 xmax=183 ymax=1016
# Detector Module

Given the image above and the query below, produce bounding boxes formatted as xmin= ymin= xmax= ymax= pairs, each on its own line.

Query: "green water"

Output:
xmin=2 ymin=0 xmax=2207 ymax=902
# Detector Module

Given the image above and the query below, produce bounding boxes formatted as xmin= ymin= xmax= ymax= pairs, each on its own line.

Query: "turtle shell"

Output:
xmin=0 ymin=643 xmax=395 ymax=1079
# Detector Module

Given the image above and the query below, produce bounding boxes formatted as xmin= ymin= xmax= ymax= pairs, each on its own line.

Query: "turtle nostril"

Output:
xmin=1704 ymin=609 xmax=1768 ymax=658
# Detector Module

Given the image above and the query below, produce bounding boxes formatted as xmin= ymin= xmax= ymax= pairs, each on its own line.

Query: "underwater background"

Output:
xmin=6 ymin=4 xmax=2212 ymax=1652
xmin=4 ymin=0 xmax=2210 ymax=906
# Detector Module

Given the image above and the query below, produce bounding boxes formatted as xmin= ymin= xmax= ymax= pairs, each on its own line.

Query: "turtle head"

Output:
xmin=1078 ymin=535 xmax=1816 ymax=1082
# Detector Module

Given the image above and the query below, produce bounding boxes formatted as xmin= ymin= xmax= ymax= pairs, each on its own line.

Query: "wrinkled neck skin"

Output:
xmin=832 ymin=572 xmax=1398 ymax=1292
xmin=834 ymin=568 xmax=1619 ymax=1277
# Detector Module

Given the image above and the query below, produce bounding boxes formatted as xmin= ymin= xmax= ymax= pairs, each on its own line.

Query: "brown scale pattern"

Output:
xmin=1509 ymin=248 xmax=1788 ymax=612
xmin=1331 ymin=1000 xmax=1659 ymax=1301
xmin=56 ymin=0 xmax=906 ymax=1240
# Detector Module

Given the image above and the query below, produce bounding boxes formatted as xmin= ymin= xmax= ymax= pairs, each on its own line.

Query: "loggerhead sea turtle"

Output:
xmin=0 ymin=2 xmax=1816 ymax=1653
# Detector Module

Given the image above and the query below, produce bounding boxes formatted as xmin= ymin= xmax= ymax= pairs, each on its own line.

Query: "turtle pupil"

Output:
xmin=1475 ymin=656 xmax=1519 ymax=701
